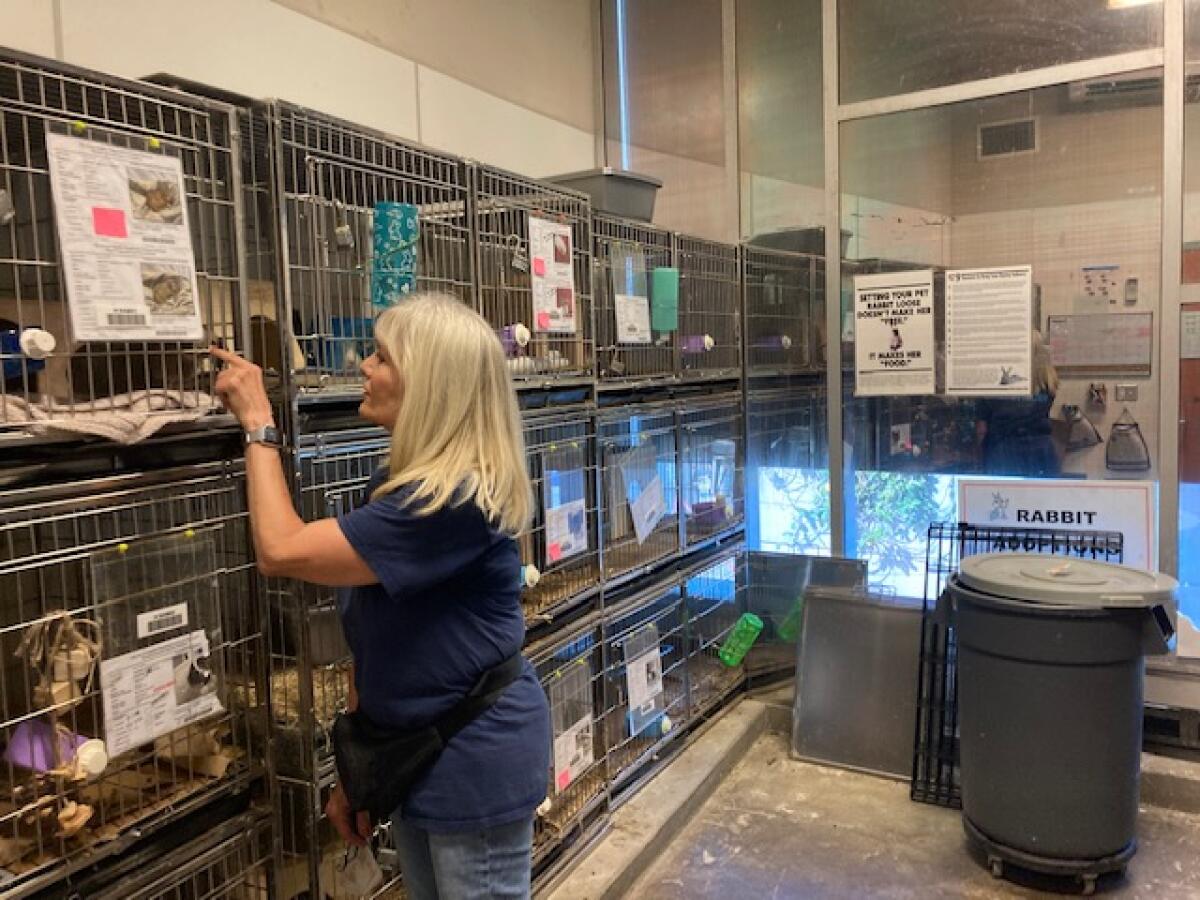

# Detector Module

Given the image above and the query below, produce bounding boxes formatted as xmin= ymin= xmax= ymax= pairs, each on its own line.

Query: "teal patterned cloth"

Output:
xmin=372 ymin=201 xmax=420 ymax=309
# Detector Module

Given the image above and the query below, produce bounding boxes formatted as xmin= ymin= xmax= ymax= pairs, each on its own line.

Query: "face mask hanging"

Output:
xmin=1105 ymin=407 xmax=1151 ymax=472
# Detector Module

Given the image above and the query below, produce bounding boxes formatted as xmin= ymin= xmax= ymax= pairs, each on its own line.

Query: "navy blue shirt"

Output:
xmin=337 ymin=471 xmax=550 ymax=832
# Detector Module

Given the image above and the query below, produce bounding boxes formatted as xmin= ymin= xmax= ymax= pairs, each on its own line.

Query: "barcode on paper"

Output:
xmin=136 ymin=602 xmax=189 ymax=639
xmin=106 ymin=312 xmax=148 ymax=327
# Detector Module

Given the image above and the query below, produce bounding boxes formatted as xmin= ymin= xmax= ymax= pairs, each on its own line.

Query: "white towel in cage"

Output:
xmin=0 ymin=390 xmax=218 ymax=444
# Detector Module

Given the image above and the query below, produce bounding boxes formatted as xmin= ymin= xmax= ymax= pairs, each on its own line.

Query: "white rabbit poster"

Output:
xmin=853 ymin=269 xmax=935 ymax=396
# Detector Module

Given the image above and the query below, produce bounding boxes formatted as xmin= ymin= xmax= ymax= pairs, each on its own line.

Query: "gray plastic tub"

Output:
xmin=546 ymin=167 xmax=662 ymax=222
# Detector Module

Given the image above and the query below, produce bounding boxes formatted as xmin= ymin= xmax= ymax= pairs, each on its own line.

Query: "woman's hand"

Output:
xmin=326 ymin=782 xmax=373 ymax=847
xmin=210 ymin=346 xmax=274 ymax=431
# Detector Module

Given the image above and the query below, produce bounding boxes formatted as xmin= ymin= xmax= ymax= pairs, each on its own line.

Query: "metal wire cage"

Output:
xmin=912 ymin=522 xmax=1125 ymax=810
xmin=675 ymin=235 xmax=741 ymax=382
xmin=246 ymin=100 xmax=475 ymax=401
xmin=741 ymin=246 xmax=818 ymax=377
xmin=0 ymin=461 xmax=265 ymax=897
xmin=592 ymin=214 xmax=675 ymax=383
xmin=266 ymin=429 xmax=388 ymax=778
xmin=521 ymin=410 xmax=601 ymax=627
xmin=746 ymin=386 xmax=825 ymax=472
xmin=529 ymin=622 xmax=607 ymax=869
xmin=277 ymin=776 xmax=403 ymax=900
xmin=597 ymin=401 xmax=680 ymax=583
xmin=90 ymin=809 xmax=272 ymax=900
xmin=682 ymin=549 xmax=748 ymax=719
xmin=679 ymin=393 xmax=745 ymax=548
xmin=0 ymin=50 xmax=246 ymax=443
xmin=470 ymin=164 xmax=594 ymax=387
xmin=600 ymin=578 xmax=688 ymax=796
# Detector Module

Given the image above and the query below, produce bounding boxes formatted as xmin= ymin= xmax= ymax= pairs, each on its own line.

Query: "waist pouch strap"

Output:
xmin=333 ymin=654 xmax=524 ymax=823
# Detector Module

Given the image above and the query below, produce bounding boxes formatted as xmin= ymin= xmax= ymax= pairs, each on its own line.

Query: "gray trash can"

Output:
xmin=948 ymin=554 xmax=1176 ymax=891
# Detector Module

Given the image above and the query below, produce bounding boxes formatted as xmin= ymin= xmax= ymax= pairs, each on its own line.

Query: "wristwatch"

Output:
xmin=244 ymin=423 xmax=282 ymax=448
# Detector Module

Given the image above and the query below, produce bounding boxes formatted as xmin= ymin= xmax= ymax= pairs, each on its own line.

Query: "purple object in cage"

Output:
xmin=4 ymin=718 xmax=87 ymax=772
xmin=681 ymin=334 xmax=714 ymax=354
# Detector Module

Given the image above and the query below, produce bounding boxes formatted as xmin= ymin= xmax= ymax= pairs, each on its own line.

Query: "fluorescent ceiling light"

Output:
xmin=1107 ymin=0 xmax=1161 ymax=8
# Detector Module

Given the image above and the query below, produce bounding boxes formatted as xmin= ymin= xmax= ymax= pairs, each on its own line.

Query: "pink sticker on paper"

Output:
xmin=548 ymin=542 xmax=563 ymax=563
xmin=557 ymin=770 xmax=571 ymax=791
xmin=533 ymin=258 xmax=547 ymax=277
xmin=537 ymin=311 xmax=552 ymax=330
xmin=92 ymin=207 xmax=127 ymax=238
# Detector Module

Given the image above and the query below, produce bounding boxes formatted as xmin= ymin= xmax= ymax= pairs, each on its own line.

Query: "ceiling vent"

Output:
xmin=977 ymin=118 xmax=1037 ymax=159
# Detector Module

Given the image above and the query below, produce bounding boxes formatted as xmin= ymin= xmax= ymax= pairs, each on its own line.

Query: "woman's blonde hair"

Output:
xmin=1032 ymin=329 xmax=1059 ymax=396
xmin=371 ymin=293 xmax=531 ymax=535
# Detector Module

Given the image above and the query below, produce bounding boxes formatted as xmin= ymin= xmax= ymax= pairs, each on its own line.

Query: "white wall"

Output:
xmin=0 ymin=0 xmax=596 ymax=178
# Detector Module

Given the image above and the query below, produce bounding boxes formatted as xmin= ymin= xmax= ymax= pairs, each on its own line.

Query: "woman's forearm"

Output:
xmin=245 ymin=442 xmax=305 ymax=569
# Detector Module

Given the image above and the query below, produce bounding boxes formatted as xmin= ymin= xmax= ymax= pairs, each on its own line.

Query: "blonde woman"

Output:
xmin=212 ymin=293 xmax=549 ymax=900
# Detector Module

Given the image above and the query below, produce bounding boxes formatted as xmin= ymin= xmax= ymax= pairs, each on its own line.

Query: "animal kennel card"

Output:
xmin=45 ymin=132 xmax=203 ymax=342
xmin=945 ymin=266 xmax=1033 ymax=397
xmin=626 ymin=647 xmax=664 ymax=714
xmin=528 ymin=215 xmax=577 ymax=334
xmin=853 ymin=270 xmax=935 ymax=396
xmin=628 ymin=475 xmax=667 ymax=546
xmin=553 ymin=713 xmax=595 ymax=793
xmin=615 ymin=293 xmax=652 ymax=344
xmin=100 ymin=629 xmax=223 ymax=758
xmin=545 ymin=498 xmax=588 ymax=563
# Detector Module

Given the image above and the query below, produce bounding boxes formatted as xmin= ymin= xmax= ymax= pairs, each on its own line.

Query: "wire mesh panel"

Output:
xmin=741 ymin=246 xmax=816 ymax=377
xmin=0 ymin=50 xmax=246 ymax=443
xmin=521 ymin=410 xmax=600 ymax=626
xmin=259 ymin=101 xmax=474 ymax=399
xmin=682 ymin=550 xmax=748 ymax=718
xmin=267 ymin=430 xmax=388 ymax=778
xmin=675 ymin=236 xmax=741 ymax=382
xmin=528 ymin=623 xmax=606 ymax=868
xmin=471 ymin=164 xmax=593 ymax=387
xmin=747 ymin=387 xmax=823 ymax=472
xmin=0 ymin=461 xmax=264 ymax=896
xmin=597 ymin=402 xmax=680 ymax=582
xmin=679 ymin=393 xmax=745 ymax=547
xmin=592 ymin=214 xmax=675 ymax=382
xmin=601 ymin=580 xmax=687 ymax=794
xmin=277 ymin=776 xmax=404 ymax=900
xmin=912 ymin=523 xmax=1125 ymax=809
xmin=91 ymin=809 xmax=272 ymax=900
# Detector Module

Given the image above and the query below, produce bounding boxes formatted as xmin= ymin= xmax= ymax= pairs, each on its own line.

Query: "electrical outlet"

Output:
xmin=1115 ymin=384 xmax=1138 ymax=402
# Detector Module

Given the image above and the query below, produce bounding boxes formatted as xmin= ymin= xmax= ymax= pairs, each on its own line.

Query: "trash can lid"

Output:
xmin=958 ymin=553 xmax=1177 ymax=609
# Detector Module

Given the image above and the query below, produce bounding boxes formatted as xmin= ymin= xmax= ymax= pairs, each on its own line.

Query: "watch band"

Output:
xmin=244 ymin=423 xmax=282 ymax=448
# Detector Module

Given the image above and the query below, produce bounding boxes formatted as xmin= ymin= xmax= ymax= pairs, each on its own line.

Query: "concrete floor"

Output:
xmin=625 ymin=732 xmax=1200 ymax=900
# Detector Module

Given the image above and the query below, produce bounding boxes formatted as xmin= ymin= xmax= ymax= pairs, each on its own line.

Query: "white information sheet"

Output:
xmin=1182 ymin=309 xmax=1200 ymax=360
xmin=528 ymin=215 xmax=577 ymax=334
xmin=958 ymin=478 xmax=1155 ymax=570
xmin=100 ymin=629 xmax=223 ymax=758
xmin=853 ymin=270 xmax=935 ymax=396
xmin=628 ymin=475 xmax=666 ymax=546
xmin=45 ymin=132 xmax=203 ymax=342
xmin=553 ymin=713 xmax=595 ymax=793
xmin=945 ymin=266 xmax=1033 ymax=396
xmin=1046 ymin=313 xmax=1153 ymax=371
xmin=545 ymin=497 xmax=588 ymax=564
xmin=626 ymin=648 xmax=664 ymax=713
xmin=614 ymin=293 xmax=652 ymax=344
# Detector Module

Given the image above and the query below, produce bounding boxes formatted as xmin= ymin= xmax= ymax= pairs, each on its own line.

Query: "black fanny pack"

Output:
xmin=332 ymin=654 xmax=524 ymax=823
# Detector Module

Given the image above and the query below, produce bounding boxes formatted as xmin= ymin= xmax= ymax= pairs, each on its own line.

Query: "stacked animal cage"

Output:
xmin=597 ymin=400 xmax=680 ymax=585
xmin=592 ymin=214 xmax=676 ymax=384
xmin=0 ymin=460 xmax=266 ymax=898
xmin=0 ymin=49 xmax=248 ymax=447
xmin=600 ymin=576 xmax=688 ymax=796
xmin=741 ymin=246 xmax=818 ymax=378
xmin=675 ymin=236 xmax=742 ymax=383
xmin=521 ymin=409 xmax=601 ymax=630
xmin=87 ymin=809 xmax=272 ymax=900
xmin=682 ymin=549 xmax=749 ymax=719
xmin=243 ymin=100 xmax=475 ymax=409
xmin=679 ymin=392 xmax=745 ymax=548
xmin=471 ymin=164 xmax=594 ymax=389
xmin=529 ymin=620 xmax=607 ymax=872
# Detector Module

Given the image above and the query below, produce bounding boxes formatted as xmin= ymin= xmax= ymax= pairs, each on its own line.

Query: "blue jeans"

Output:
xmin=390 ymin=816 xmax=534 ymax=900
